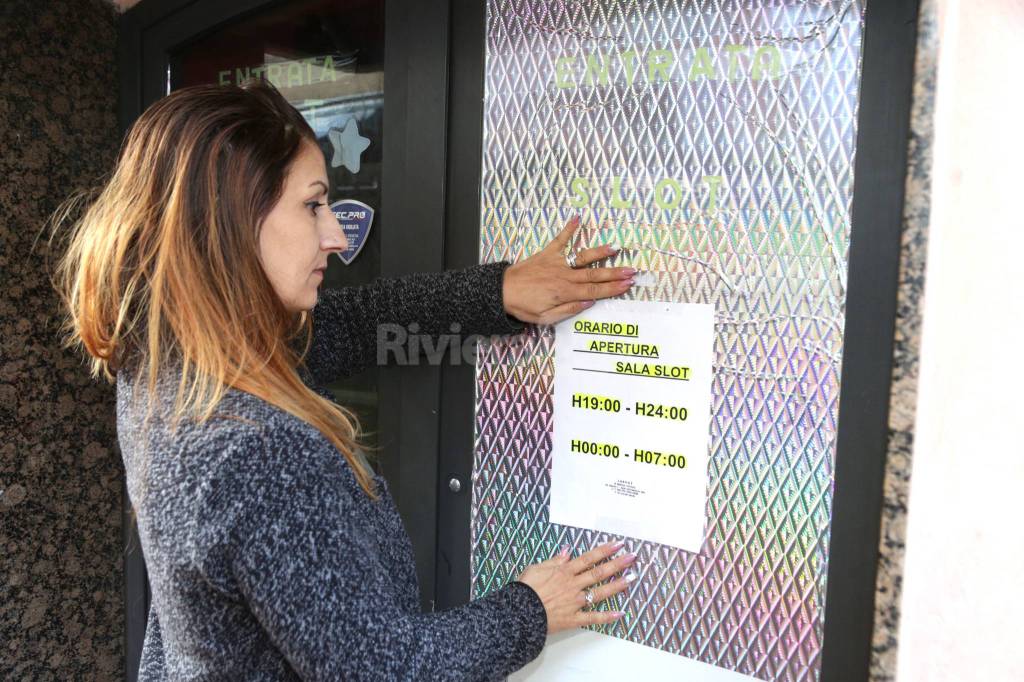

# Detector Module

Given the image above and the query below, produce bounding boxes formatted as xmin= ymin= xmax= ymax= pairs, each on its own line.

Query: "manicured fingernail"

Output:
xmin=606 ymin=241 xmax=621 ymax=253
xmin=633 ymin=272 xmax=656 ymax=287
xmin=611 ymin=540 xmax=626 ymax=550
xmin=621 ymin=279 xmax=635 ymax=287
xmin=624 ymin=571 xmax=637 ymax=583
xmin=622 ymin=553 xmax=637 ymax=565
xmin=581 ymin=300 xmax=596 ymax=309
xmin=559 ymin=544 xmax=570 ymax=557
xmin=622 ymin=268 xmax=638 ymax=276
xmin=612 ymin=611 xmax=626 ymax=618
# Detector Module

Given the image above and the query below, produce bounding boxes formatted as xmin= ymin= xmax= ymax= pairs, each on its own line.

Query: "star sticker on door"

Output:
xmin=328 ymin=118 xmax=371 ymax=174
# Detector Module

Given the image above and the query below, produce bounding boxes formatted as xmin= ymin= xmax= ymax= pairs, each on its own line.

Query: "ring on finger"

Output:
xmin=584 ymin=588 xmax=595 ymax=608
xmin=564 ymin=249 xmax=580 ymax=269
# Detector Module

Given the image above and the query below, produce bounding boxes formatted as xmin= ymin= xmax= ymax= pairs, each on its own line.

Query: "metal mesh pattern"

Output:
xmin=471 ymin=2 xmax=866 ymax=679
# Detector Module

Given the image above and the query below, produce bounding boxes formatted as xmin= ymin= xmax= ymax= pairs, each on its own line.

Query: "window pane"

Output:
xmin=170 ymin=0 xmax=385 ymax=449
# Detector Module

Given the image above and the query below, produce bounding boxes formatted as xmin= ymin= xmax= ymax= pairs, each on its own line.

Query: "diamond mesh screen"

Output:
xmin=470 ymin=2 xmax=866 ymax=679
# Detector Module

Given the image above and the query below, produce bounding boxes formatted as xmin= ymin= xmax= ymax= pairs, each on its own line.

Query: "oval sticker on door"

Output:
xmin=330 ymin=199 xmax=374 ymax=265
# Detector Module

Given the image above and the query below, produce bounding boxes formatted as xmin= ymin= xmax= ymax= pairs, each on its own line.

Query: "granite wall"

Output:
xmin=870 ymin=0 xmax=937 ymax=678
xmin=0 ymin=1 xmax=124 ymax=678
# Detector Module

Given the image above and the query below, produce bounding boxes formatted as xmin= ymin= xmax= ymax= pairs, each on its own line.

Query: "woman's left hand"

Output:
xmin=502 ymin=216 xmax=637 ymax=325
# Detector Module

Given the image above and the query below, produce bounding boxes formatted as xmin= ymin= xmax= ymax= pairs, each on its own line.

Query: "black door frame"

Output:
xmin=118 ymin=0 xmax=452 ymax=677
xmin=436 ymin=2 xmax=922 ymax=682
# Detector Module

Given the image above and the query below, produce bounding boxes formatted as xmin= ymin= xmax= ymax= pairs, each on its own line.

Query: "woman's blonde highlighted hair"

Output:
xmin=50 ymin=80 xmax=375 ymax=497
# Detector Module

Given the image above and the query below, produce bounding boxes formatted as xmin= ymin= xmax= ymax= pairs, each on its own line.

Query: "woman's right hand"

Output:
xmin=517 ymin=541 xmax=637 ymax=634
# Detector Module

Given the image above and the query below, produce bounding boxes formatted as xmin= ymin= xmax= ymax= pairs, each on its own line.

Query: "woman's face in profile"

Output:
xmin=258 ymin=141 xmax=348 ymax=312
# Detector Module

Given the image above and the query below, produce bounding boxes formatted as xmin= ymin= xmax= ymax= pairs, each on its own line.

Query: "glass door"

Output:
xmin=169 ymin=0 xmax=385 ymax=448
xmin=121 ymin=2 xmax=456 ymax=677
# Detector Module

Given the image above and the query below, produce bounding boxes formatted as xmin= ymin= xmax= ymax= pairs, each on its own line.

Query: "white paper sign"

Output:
xmin=550 ymin=300 xmax=714 ymax=552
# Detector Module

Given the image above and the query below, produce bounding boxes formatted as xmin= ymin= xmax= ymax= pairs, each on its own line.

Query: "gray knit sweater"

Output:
xmin=117 ymin=262 xmax=547 ymax=681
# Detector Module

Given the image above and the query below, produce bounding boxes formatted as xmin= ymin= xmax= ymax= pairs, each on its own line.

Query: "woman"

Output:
xmin=52 ymin=80 xmax=638 ymax=680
